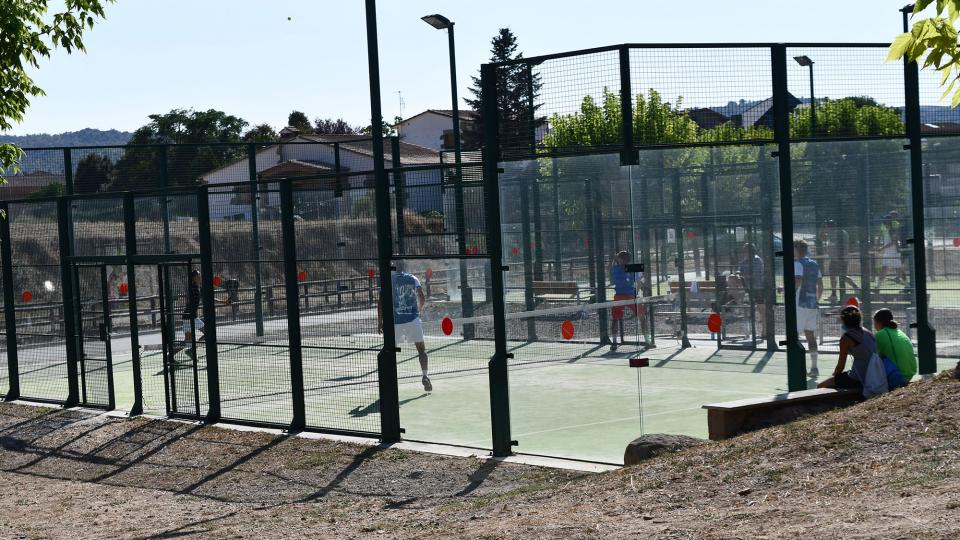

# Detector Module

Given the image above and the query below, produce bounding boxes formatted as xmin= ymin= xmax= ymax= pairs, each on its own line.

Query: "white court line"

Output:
xmin=450 ymin=293 xmax=674 ymax=325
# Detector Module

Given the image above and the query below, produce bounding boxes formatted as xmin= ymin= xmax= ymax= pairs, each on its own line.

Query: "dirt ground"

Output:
xmin=1 ymin=374 xmax=960 ymax=539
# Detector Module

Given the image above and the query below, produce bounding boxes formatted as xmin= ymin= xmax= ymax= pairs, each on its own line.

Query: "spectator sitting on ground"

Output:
xmin=818 ymin=305 xmax=877 ymax=391
xmin=873 ymin=308 xmax=917 ymax=386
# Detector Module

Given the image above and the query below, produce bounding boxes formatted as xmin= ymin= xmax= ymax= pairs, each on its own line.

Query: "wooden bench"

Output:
xmin=668 ymin=280 xmax=718 ymax=308
xmin=702 ymin=388 xmax=861 ymax=441
xmin=532 ymin=281 xmax=587 ymax=304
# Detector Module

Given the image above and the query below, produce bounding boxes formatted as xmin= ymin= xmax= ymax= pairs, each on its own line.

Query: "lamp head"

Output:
xmin=422 ymin=14 xmax=452 ymax=30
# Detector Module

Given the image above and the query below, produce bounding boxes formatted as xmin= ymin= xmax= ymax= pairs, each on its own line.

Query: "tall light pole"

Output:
xmin=423 ymin=13 xmax=473 ymax=337
xmin=794 ymin=55 xmax=816 ymax=135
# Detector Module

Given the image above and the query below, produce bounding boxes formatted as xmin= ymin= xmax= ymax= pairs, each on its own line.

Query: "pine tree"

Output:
xmin=463 ymin=28 xmax=541 ymax=153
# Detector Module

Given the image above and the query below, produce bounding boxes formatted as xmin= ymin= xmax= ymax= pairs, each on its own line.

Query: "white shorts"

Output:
xmin=882 ymin=249 xmax=902 ymax=269
xmin=182 ymin=318 xmax=204 ymax=335
xmin=797 ymin=308 xmax=818 ymax=333
xmin=395 ymin=318 xmax=424 ymax=344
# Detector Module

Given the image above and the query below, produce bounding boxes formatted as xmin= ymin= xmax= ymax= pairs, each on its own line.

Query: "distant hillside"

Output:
xmin=0 ymin=128 xmax=132 ymax=149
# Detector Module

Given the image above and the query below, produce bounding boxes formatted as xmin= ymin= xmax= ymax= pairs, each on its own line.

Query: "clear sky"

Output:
xmin=5 ymin=0 xmax=932 ymax=135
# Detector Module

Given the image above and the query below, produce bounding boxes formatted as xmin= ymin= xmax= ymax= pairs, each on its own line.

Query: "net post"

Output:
xmin=482 ymin=62 xmax=514 ymax=457
xmin=246 ymin=143 xmax=266 ymax=337
xmin=619 ymin=46 xmax=639 ymax=166
xmin=903 ymin=40 xmax=936 ymax=374
xmin=771 ymin=44 xmax=806 ymax=391
xmin=0 ymin=202 xmax=19 ymax=401
xmin=671 ymin=171 xmax=691 ymax=348
xmin=57 ymin=197 xmax=80 ymax=407
xmin=123 ymin=193 xmax=144 ymax=416
xmin=365 ymin=0 xmax=402 ymax=443
xmin=197 ymin=187 xmax=221 ymax=423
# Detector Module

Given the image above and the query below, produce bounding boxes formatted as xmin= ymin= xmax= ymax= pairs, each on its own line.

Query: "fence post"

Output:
xmin=771 ymin=44 xmax=806 ymax=392
xmin=481 ymin=62 xmax=514 ymax=457
xmin=671 ymin=171 xmax=691 ymax=348
xmin=122 ymin=194 xmax=144 ymax=416
xmin=278 ymin=181 xmax=306 ymax=430
xmin=57 ymin=197 xmax=80 ymax=406
xmin=902 ymin=36 xmax=936 ymax=374
xmin=0 ymin=203 xmax=19 ymax=400
xmin=552 ymin=158 xmax=562 ymax=281
xmin=246 ymin=144 xmax=266 ymax=337
xmin=197 ymin=188 xmax=221 ymax=423
xmin=526 ymin=65 xmax=545 ymax=281
xmin=364 ymin=0 xmax=402 ymax=443
xmin=619 ymin=46 xmax=639 ymax=166
xmin=391 ymin=137 xmax=406 ymax=254
xmin=519 ymin=167 xmax=537 ymax=340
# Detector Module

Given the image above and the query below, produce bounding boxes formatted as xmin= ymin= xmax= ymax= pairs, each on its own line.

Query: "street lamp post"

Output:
xmin=423 ymin=13 xmax=473 ymax=338
xmin=794 ymin=55 xmax=816 ymax=135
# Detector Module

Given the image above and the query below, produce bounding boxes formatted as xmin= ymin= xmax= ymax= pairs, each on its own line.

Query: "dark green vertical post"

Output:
xmin=902 ymin=33 xmax=936 ymax=374
xmin=619 ymin=46 xmax=638 ymax=166
xmin=526 ymin=66 xmax=544 ymax=281
xmin=672 ymin=171 xmax=691 ymax=348
xmin=246 ymin=144 xmax=265 ymax=336
xmin=364 ymin=0 xmax=401 ymax=443
xmin=481 ymin=62 xmax=513 ymax=457
xmin=159 ymin=145 xmax=171 ymax=254
xmin=592 ymin=179 xmax=609 ymax=344
xmin=519 ymin=168 xmax=537 ymax=340
xmin=391 ymin=137 xmax=406 ymax=254
xmin=196 ymin=188 xmax=221 ymax=422
xmin=585 ymin=181 xmax=598 ymax=304
xmin=123 ymin=194 xmax=144 ymax=415
xmin=856 ymin=154 xmax=873 ymax=315
xmin=57 ymin=197 xmax=80 ymax=406
xmin=759 ymin=152 xmax=778 ymax=350
xmin=552 ymin=158 xmax=562 ymax=281
xmin=772 ymin=44 xmax=806 ymax=391
xmin=0 ymin=203 xmax=19 ymax=400
xmin=63 ymin=149 xmax=74 ymax=195
xmin=278 ymin=182 xmax=306 ymax=430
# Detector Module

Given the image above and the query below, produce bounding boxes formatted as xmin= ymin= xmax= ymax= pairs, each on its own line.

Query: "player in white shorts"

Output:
xmin=794 ymin=240 xmax=823 ymax=377
xmin=378 ymin=270 xmax=431 ymax=391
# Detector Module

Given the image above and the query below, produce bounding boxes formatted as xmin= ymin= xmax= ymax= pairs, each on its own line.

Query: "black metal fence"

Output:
xmin=0 ymin=41 xmax=957 ymax=463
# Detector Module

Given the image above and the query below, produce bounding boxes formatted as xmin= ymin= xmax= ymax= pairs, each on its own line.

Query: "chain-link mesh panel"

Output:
xmin=786 ymin=46 xmax=906 ymax=139
xmin=8 ymin=200 xmax=69 ymax=402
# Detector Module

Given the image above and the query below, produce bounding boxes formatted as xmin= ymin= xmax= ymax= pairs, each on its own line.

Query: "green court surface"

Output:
xmin=96 ymin=333 xmax=789 ymax=465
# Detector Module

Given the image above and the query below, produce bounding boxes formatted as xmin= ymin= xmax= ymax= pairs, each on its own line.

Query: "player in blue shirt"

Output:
xmin=378 ymin=270 xmax=431 ymax=391
xmin=609 ymin=251 xmax=644 ymax=352
xmin=794 ymin=240 xmax=823 ymax=377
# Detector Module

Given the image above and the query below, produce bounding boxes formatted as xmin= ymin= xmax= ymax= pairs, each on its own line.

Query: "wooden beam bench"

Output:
xmin=532 ymin=281 xmax=588 ymax=304
xmin=702 ymin=388 xmax=861 ymax=441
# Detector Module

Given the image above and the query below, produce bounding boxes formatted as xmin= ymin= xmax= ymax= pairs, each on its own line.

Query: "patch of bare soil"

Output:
xmin=2 ymin=374 xmax=960 ymax=538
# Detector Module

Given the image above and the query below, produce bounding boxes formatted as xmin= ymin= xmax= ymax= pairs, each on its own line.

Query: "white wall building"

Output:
xmin=393 ymin=109 xmax=477 ymax=152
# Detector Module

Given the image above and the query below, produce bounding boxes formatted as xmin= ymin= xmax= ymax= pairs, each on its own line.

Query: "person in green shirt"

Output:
xmin=873 ymin=308 xmax=917 ymax=384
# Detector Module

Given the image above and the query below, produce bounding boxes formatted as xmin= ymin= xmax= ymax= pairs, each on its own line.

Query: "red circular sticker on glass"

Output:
xmin=425 ymin=268 xmax=433 ymax=280
xmin=21 ymin=291 xmax=32 ymax=303
xmin=561 ymin=320 xmax=575 ymax=340
xmin=367 ymin=268 xmax=375 ymax=279
xmin=512 ymin=246 xmax=519 ymax=256
xmin=707 ymin=313 xmax=722 ymax=333
xmin=297 ymin=271 xmax=307 ymax=282
xmin=119 ymin=283 xmax=129 ymax=295
xmin=212 ymin=276 xmax=222 ymax=287
xmin=441 ymin=317 xmax=453 ymax=336
xmin=687 ymin=230 xmax=695 ymax=240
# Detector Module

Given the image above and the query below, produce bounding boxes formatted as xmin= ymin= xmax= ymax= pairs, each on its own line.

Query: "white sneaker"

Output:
xmin=808 ymin=367 xmax=819 ymax=378
xmin=422 ymin=375 xmax=433 ymax=392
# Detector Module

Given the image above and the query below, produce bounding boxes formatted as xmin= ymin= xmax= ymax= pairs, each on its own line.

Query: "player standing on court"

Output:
xmin=794 ymin=240 xmax=823 ymax=377
xmin=378 ymin=268 xmax=432 ymax=391
xmin=181 ymin=269 xmax=230 ymax=361
xmin=609 ymin=250 xmax=643 ymax=352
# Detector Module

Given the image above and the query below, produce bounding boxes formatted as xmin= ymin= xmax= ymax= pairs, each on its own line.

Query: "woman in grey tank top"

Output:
xmin=818 ymin=305 xmax=877 ymax=390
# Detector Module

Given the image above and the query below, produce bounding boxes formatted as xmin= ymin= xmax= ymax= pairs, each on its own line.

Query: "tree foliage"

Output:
xmin=242 ymin=123 xmax=278 ymax=143
xmin=0 ymin=0 xmax=111 ymax=183
xmin=287 ymin=111 xmax=313 ymax=133
xmin=313 ymin=118 xmax=359 ymax=135
xmin=889 ymin=1 xmax=960 ymax=106
xmin=74 ymin=152 xmax=113 ymax=193
xmin=464 ymin=28 xmax=541 ymax=152
xmin=112 ymin=109 xmax=248 ymax=190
